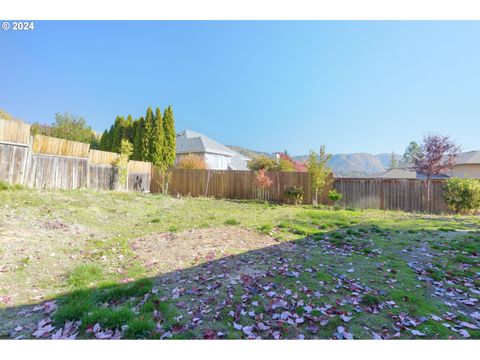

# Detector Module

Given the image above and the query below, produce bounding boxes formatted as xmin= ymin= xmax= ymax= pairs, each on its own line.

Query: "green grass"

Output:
xmin=67 ymin=264 xmax=105 ymax=288
xmin=0 ymin=188 xmax=479 ymax=339
xmin=224 ymin=218 xmax=240 ymax=225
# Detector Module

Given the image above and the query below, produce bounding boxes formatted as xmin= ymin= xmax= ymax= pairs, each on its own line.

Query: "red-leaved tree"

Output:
xmin=413 ymin=134 xmax=460 ymax=206
xmin=254 ymin=169 xmax=273 ymax=200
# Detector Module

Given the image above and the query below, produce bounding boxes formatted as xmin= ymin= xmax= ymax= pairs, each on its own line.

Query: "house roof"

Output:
xmin=370 ymin=168 xmax=418 ymax=179
xmin=176 ymin=130 xmax=238 ymax=157
xmin=456 ymin=151 xmax=480 ymax=165
xmin=370 ymin=167 xmax=450 ymax=179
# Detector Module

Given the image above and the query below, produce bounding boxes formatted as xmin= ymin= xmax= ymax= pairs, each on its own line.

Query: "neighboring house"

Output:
xmin=176 ymin=130 xmax=250 ymax=170
xmin=370 ymin=167 xmax=450 ymax=180
xmin=371 ymin=150 xmax=480 ymax=179
xmin=452 ymin=151 xmax=480 ymax=178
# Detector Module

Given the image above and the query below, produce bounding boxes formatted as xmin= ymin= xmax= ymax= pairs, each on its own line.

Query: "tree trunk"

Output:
xmin=313 ymin=188 xmax=318 ymax=206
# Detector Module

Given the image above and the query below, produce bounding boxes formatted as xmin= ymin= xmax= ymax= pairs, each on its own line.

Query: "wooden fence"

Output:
xmin=151 ymin=168 xmax=331 ymax=205
xmin=334 ymin=178 xmax=449 ymax=213
xmin=0 ymin=118 xmax=31 ymax=144
xmin=0 ymin=118 xmax=454 ymax=212
xmin=32 ymin=134 xmax=90 ymax=158
xmin=0 ymin=142 xmax=29 ymax=184
xmin=0 ymin=118 xmax=152 ymax=192
xmin=89 ymin=149 xmax=120 ymax=165
xmin=151 ymin=169 xmax=450 ymax=213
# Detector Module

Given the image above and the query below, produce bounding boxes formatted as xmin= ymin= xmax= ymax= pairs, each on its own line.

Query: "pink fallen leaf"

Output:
xmin=257 ymin=322 xmax=270 ymax=331
xmin=295 ymin=317 xmax=305 ymax=324
xmin=459 ymin=329 xmax=470 ymax=338
xmin=242 ymin=325 xmax=255 ymax=337
xmin=409 ymin=329 xmax=425 ymax=337
xmin=336 ymin=326 xmax=353 ymax=340
xmin=43 ymin=301 xmax=57 ymax=314
xmin=32 ymin=324 xmax=55 ymax=338
xmin=460 ymin=322 xmax=479 ymax=330
xmin=52 ymin=329 xmax=63 ymax=340
xmin=233 ymin=322 xmax=243 ymax=330
xmin=340 ymin=315 xmax=352 ymax=323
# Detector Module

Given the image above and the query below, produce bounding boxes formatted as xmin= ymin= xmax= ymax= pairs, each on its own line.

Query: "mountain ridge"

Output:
xmin=227 ymin=145 xmax=401 ymax=176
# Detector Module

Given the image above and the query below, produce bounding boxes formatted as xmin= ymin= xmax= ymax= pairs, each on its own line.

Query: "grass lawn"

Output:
xmin=0 ymin=187 xmax=479 ymax=339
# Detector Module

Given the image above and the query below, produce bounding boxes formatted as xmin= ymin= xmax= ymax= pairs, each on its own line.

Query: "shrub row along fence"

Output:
xmin=334 ymin=178 xmax=449 ymax=213
xmin=0 ymin=118 xmax=151 ymax=192
xmin=151 ymin=168 xmax=332 ymax=205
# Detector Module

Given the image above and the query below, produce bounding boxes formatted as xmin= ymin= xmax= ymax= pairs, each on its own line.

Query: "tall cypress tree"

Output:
xmin=162 ymin=106 xmax=176 ymax=167
xmin=149 ymin=107 xmax=164 ymax=166
xmin=99 ymin=129 xmax=109 ymax=151
xmin=133 ymin=117 xmax=144 ymax=161
xmin=105 ymin=126 xmax=114 ymax=152
xmin=124 ymin=115 xmax=134 ymax=145
xmin=112 ymin=116 xmax=126 ymax=153
xmin=141 ymin=107 xmax=154 ymax=161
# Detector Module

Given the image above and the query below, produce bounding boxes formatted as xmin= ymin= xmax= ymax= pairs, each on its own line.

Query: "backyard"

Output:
xmin=0 ymin=186 xmax=479 ymax=339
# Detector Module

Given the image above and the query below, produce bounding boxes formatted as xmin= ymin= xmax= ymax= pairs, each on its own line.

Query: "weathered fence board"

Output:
xmin=32 ymin=134 xmax=90 ymax=158
xmin=89 ymin=164 xmax=120 ymax=191
xmin=334 ymin=178 xmax=449 ymax=213
xmin=128 ymin=160 xmax=152 ymax=174
xmin=0 ymin=118 xmax=31 ymax=144
xmin=128 ymin=173 xmax=151 ymax=192
xmin=26 ymin=154 xmax=88 ymax=189
xmin=151 ymin=168 xmax=331 ymax=204
xmin=0 ymin=142 xmax=29 ymax=184
xmin=89 ymin=149 xmax=120 ymax=165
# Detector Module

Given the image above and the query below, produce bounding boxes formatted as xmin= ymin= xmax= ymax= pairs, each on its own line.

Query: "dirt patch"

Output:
xmin=131 ymin=227 xmax=281 ymax=274
xmin=41 ymin=218 xmax=88 ymax=235
xmin=0 ymin=215 xmax=95 ymax=309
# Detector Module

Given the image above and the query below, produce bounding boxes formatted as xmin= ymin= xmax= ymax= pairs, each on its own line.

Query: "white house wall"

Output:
xmin=204 ymin=152 xmax=230 ymax=170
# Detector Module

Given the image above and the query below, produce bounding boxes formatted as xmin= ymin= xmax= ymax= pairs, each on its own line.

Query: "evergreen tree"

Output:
xmin=402 ymin=141 xmax=421 ymax=166
xmin=150 ymin=107 xmax=164 ymax=166
xmin=99 ymin=130 xmax=109 ymax=151
xmin=105 ymin=126 xmax=114 ymax=152
xmin=142 ymin=107 xmax=154 ymax=161
xmin=133 ymin=117 xmax=144 ymax=161
xmin=124 ymin=115 xmax=134 ymax=144
xmin=112 ymin=116 xmax=126 ymax=152
xmin=162 ymin=106 xmax=176 ymax=167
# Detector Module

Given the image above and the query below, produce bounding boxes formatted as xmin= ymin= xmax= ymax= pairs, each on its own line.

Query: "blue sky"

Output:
xmin=1 ymin=21 xmax=479 ymax=155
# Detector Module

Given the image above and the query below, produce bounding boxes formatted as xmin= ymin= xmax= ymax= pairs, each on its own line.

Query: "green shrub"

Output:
xmin=443 ymin=178 xmax=480 ymax=214
xmin=328 ymin=189 xmax=343 ymax=203
xmin=0 ymin=181 xmax=24 ymax=191
xmin=283 ymin=186 xmax=304 ymax=205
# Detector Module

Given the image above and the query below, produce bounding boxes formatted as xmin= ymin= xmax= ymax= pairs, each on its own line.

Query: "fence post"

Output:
xmin=21 ymin=135 xmax=33 ymax=186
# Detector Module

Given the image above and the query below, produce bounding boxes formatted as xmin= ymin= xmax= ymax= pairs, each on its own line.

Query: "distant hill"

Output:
xmin=228 ymin=145 xmax=401 ymax=176
xmin=293 ymin=153 xmax=401 ymax=177
xmin=227 ymin=145 xmax=273 ymax=159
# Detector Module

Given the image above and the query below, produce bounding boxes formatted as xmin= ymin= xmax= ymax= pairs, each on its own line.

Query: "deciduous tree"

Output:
xmin=307 ymin=145 xmax=332 ymax=206
xmin=413 ymin=134 xmax=460 ymax=206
